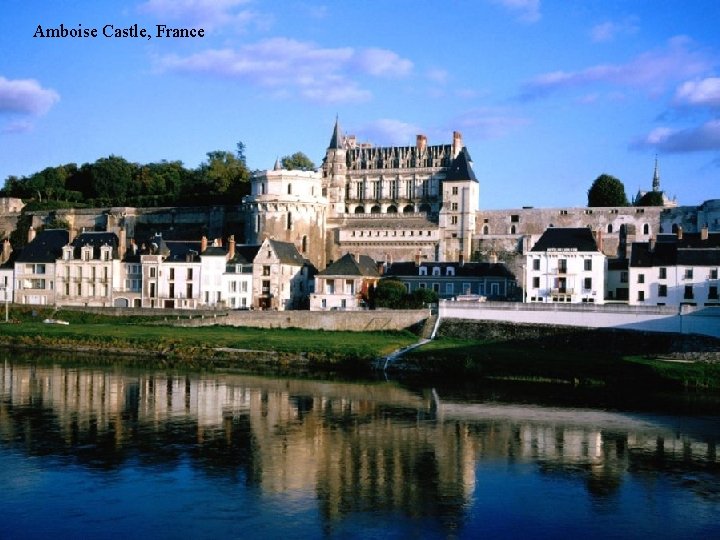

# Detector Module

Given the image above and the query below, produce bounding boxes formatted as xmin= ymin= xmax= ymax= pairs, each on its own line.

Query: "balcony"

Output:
xmin=551 ymin=288 xmax=574 ymax=295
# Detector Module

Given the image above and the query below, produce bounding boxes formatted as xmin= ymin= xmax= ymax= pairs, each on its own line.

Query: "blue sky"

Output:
xmin=1 ymin=0 xmax=719 ymax=209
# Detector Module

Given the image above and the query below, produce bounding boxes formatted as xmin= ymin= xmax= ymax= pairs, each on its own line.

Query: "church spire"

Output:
xmin=652 ymin=156 xmax=660 ymax=192
xmin=273 ymin=156 xmax=282 ymax=171
xmin=329 ymin=115 xmax=342 ymax=149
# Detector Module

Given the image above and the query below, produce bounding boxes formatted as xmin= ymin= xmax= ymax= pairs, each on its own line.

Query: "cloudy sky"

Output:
xmin=1 ymin=0 xmax=719 ymax=209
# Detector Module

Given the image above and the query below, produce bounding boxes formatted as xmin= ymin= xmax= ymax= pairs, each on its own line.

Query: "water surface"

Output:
xmin=1 ymin=358 xmax=719 ymax=539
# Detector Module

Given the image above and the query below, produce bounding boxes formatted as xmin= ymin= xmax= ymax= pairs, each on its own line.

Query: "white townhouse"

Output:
xmin=253 ymin=238 xmax=314 ymax=310
xmin=55 ymin=231 xmax=120 ymax=307
xmin=14 ymin=228 xmax=69 ymax=305
xmin=525 ymin=227 xmax=606 ymax=304
xmin=629 ymin=227 xmax=720 ymax=307
xmin=199 ymin=237 xmax=227 ymax=308
xmin=310 ymin=253 xmax=380 ymax=311
xmin=0 ymin=239 xmax=14 ymax=305
xmin=139 ymin=234 xmax=202 ymax=309
xmin=222 ymin=239 xmax=259 ymax=310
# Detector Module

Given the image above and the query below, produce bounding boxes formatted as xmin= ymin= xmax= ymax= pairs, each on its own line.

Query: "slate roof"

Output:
xmin=445 ymin=147 xmax=477 ymax=182
xmin=318 ymin=253 xmax=380 ymax=277
xmin=607 ymin=257 xmax=629 ymax=271
xmin=630 ymin=242 xmax=677 ymax=267
xmin=531 ymin=228 xmax=599 ymax=252
xmin=16 ymin=229 xmax=69 ymax=263
xmin=164 ymin=241 xmax=202 ymax=262
xmin=201 ymin=246 xmax=226 ymax=257
xmin=70 ymin=231 xmax=119 ymax=259
xmin=267 ymin=239 xmax=305 ymax=266
xmin=384 ymin=261 xmax=515 ymax=279
xmin=229 ymin=244 xmax=261 ymax=265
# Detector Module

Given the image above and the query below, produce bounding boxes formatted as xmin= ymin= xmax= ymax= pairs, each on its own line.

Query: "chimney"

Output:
xmin=2 ymin=239 xmax=11 ymax=264
xmin=415 ymin=251 xmax=421 ymax=267
xmin=119 ymin=228 xmax=127 ymax=260
xmin=69 ymin=228 xmax=77 ymax=243
xmin=649 ymin=237 xmax=656 ymax=253
xmin=701 ymin=225 xmax=709 ymax=241
xmin=459 ymin=253 xmax=465 ymax=267
xmin=27 ymin=226 xmax=36 ymax=243
xmin=597 ymin=229 xmax=604 ymax=253
xmin=201 ymin=236 xmax=208 ymax=253
xmin=376 ymin=261 xmax=385 ymax=275
xmin=452 ymin=131 xmax=463 ymax=158
xmin=677 ymin=226 xmax=683 ymax=240
xmin=228 ymin=235 xmax=236 ymax=260
xmin=416 ymin=134 xmax=427 ymax=153
xmin=489 ymin=251 xmax=498 ymax=264
xmin=354 ymin=252 xmax=361 ymax=263
xmin=130 ymin=239 xmax=138 ymax=256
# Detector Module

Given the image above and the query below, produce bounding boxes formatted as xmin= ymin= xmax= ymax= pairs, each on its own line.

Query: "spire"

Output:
xmin=652 ymin=155 xmax=660 ymax=192
xmin=329 ymin=115 xmax=342 ymax=149
xmin=273 ymin=157 xmax=282 ymax=171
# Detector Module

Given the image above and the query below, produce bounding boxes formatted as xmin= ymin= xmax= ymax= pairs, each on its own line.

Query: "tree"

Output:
xmin=195 ymin=151 xmax=251 ymax=198
xmin=635 ymin=191 xmax=664 ymax=207
xmin=281 ymin=152 xmax=315 ymax=171
xmin=408 ymin=287 xmax=438 ymax=308
xmin=236 ymin=141 xmax=247 ymax=165
xmin=587 ymin=174 xmax=629 ymax=207
xmin=372 ymin=279 xmax=409 ymax=309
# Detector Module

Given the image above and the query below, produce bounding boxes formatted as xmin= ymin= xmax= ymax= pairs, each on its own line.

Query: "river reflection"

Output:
xmin=1 ymin=358 xmax=719 ymax=539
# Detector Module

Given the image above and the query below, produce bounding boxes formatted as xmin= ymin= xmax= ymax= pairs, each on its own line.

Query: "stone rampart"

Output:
xmin=439 ymin=300 xmax=720 ymax=338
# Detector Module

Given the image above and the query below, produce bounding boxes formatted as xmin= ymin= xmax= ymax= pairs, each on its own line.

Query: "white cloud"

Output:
xmin=138 ymin=0 xmax=265 ymax=31
xmin=351 ymin=48 xmax=413 ymax=77
xmin=520 ymin=36 xmax=713 ymax=100
xmin=674 ymin=77 xmax=720 ymax=108
xmin=2 ymin=119 xmax=34 ymax=134
xmin=356 ymin=119 xmax=423 ymax=146
xmin=426 ymin=68 xmax=449 ymax=85
xmin=0 ymin=76 xmax=59 ymax=115
xmin=451 ymin=107 xmax=530 ymax=139
xmin=590 ymin=17 xmax=639 ymax=43
xmin=634 ymin=120 xmax=720 ymax=153
xmin=490 ymin=0 xmax=541 ymax=23
xmin=156 ymin=38 xmax=412 ymax=103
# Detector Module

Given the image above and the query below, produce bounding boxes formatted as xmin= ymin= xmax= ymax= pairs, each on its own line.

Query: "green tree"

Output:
xmin=196 ymin=151 xmax=251 ymax=198
xmin=635 ymin=191 xmax=664 ymax=206
xmin=408 ymin=287 xmax=438 ymax=308
xmin=373 ymin=279 xmax=409 ymax=309
xmin=587 ymin=174 xmax=629 ymax=207
xmin=281 ymin=152 xmax=315 ymax=171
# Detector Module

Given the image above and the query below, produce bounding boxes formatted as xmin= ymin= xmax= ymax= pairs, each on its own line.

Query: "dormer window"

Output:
xmin=446 ymin=267 xmax=455 ymax=276
xmin=432 ymin=267 xmax=441 ymax=276
xmin=419 ymin=266 xmax=427 ymax=276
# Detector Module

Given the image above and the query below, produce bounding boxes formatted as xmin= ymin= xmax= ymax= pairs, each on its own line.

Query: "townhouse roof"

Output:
xmin=630 ymin=242 xmax=677 ymax=267
xmin=267 ymin=239 xmax=305 ymax=266
xmin=16 ymin=229 xmax=69 ymax=263
xmin=531 ymin=227 xmax=599 ymax=252
xmin=656 ymin=232 xmax=720 ymax=249
xmin=384 ymin=261 xmax=515 ymax=279
xmin=607 ymin=257 xmax=629 ymax=271
xmin=228 ymin=244 xmax=261 ymax=265
xmin=201 ymin=246 xmax=226 ymax=257
xmin=318 ymin=253 xmax=380 ymax=277
xmin=70 ymin=231 xmax=119 ymax=259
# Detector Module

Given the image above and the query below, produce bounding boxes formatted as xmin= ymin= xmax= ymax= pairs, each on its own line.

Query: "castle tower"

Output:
xmin=652 ymin=156 xmax=660 ymax=192
xmin=322 ymin=117 xmax=347 ymax=219
xmin=242 ymin=162 xmax=327 ymax=269
xmin=438 ymin=146 xmax=479 ymax=262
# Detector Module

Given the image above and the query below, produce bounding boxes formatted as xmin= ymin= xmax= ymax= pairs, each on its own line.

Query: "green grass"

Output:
xmin=0 ymin=320 xmax=418 ymax=361
xmin=404 ymin=336 xmax=720 ymax=390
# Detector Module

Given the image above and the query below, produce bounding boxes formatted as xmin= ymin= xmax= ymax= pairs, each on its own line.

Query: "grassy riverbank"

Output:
xmin=0 ymin=307 xmax=418 ymax=372
xmin=401 ymin=336 xmax=720 ymax=390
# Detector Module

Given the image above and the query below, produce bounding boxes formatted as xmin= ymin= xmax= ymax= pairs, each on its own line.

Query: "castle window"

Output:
xmin=288 ymin=183 xmax=292 ymax=195
xmin=643 ymin=223 xmax=650 ymax=235
xmin=451 ymin=216 xmax=458 ymax=225
xmin=287 ymin=212 xmax=292 ymax=230
xmin=511 ymin=215 xmax=519 ymax=223
xmin=607 ymin=224 xmax=613 ymax=233
xmin=452 ymin=186 xmax=458 ymax=195
xmin=482 ymin=225 xmax=489 ymax=235
xmin=510 ymin=225 xmax=516 ymax=234
xmin=560 ymin=210 xmax=568 ymax=215
xmin=451 ymin=203 xmax=458 ymax=211
xmin=302 ymin=236 xmax=307 ymax=253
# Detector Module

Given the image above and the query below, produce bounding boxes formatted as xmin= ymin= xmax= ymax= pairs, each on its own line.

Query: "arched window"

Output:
xmin=371 ymin=205 xmax=381 ymax=214
xmin=482 ymin=225 xmax=489 ymax=235
xmin=355 ymin=206 xmax=365 ymax=214
xmin=387 ymin=205 xmax=397 ymax=213
xmin=287 ymin=212 xmax=292 ymax=230
xmin=403 ymin=204 xmax=414 ymax=214
xmin=287 ymin=183 xmax=292 ymax=195
xmin=607 ymin=224 xmax=613 ymax=233
xmin=643 ymin=223 xmax=650 ymax=235
xmin=510 ymin=225 xmax=516 ymax=234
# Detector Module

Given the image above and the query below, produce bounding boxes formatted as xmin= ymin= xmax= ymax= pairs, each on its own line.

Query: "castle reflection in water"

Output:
xmin=2 ymin=360 xmax=719 ymax=526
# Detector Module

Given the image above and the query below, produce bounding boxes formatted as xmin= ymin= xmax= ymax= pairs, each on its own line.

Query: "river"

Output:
xmin=1 ymin=354 xmax=719 ymax=539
